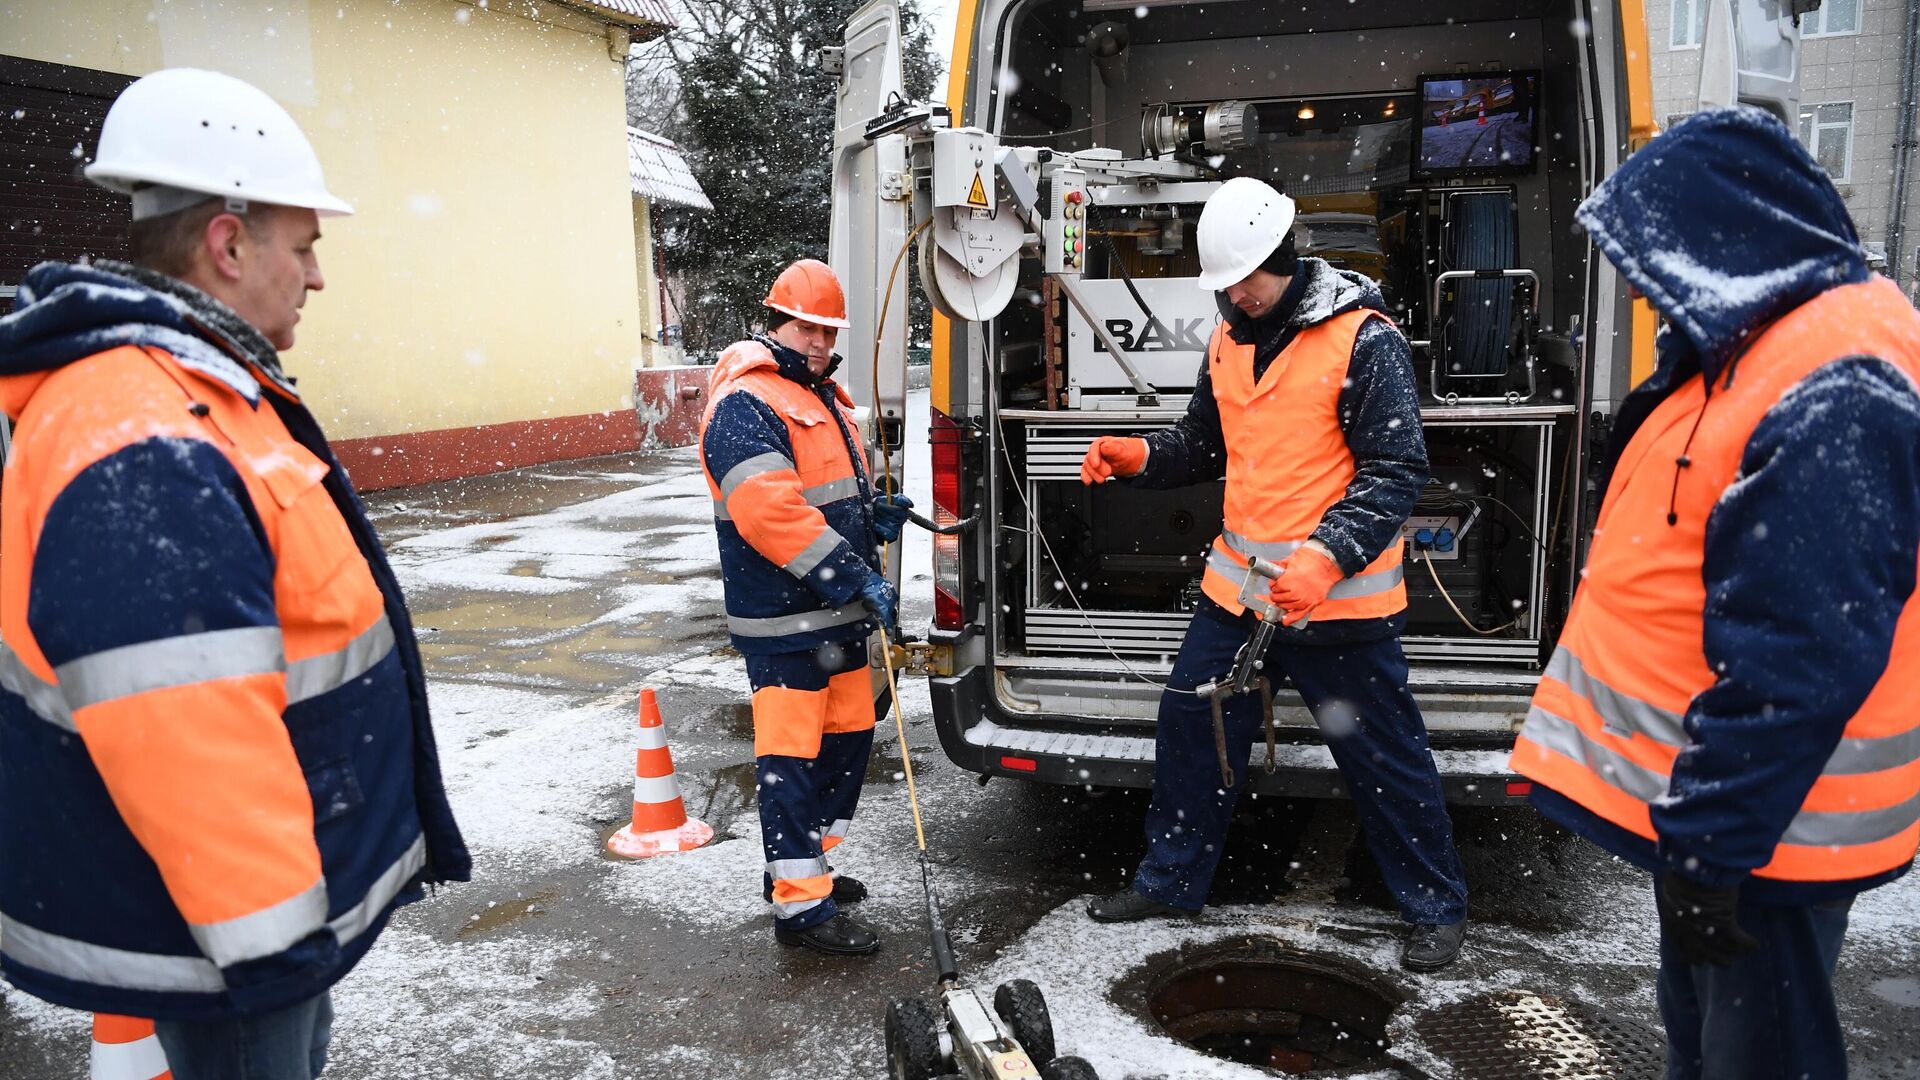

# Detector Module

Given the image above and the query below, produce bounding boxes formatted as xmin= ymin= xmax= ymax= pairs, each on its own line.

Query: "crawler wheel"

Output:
xmin=885 ymin=997 xmax=946 ymax=1080
xmin=1041 ymin=1056 xmax=1100 ymax=1080
xmin=993 ymin=979 xmax=1057 ymax=1066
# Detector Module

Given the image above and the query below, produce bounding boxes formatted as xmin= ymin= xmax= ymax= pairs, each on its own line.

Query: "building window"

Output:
xmin=1671 ymin=0 xmax=1707 ymax=47
xmin=1803 ymin=0 xmax=1861 ymax=37
xmin=1799 ymin=102 xmax=1854 ymax=183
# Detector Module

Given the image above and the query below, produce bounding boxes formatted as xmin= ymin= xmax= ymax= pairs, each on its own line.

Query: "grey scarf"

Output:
xmin=93 ymin=259 xmax=297 ymax=394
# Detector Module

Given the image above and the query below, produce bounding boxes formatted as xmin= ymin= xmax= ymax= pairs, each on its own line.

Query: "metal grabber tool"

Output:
xmin=1191 ymin=556 xmax=1306 ymax=788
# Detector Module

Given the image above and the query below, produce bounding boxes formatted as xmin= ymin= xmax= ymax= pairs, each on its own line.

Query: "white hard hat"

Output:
xmin=1195 ymin=176 xmax=1294 ymax=291
xmin=86 ymin=68 xmax=353 ymax=220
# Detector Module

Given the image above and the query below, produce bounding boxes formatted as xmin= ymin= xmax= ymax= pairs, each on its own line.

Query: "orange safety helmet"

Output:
xmin=763 ymin=259 xmax=851 ymax=329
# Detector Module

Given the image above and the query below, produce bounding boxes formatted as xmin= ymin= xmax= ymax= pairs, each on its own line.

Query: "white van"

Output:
xmin=830 ymin=0 xmax=1808 ymax=803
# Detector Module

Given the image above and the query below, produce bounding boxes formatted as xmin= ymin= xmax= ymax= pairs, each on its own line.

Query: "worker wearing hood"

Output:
xmin=1510 ymin=107 xmax=1920 ymax=1079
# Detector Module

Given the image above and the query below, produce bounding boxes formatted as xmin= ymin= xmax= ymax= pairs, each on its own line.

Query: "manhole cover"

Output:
xmin=1140 ymin=937 xmax=1408 ymax=1076
xmin=1415 ymin=990 xmax=1666 ymax=1079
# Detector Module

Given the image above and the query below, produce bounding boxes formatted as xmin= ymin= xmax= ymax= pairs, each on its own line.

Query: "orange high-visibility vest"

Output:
xmin=1199 ymin=311 xmax=1408 ymax=620
xmin=0 ymin=340 xmax=451 ymax=1015
xmin=697 ymin=339 xmax=878 ymax=653
xmin=1512 ymin=277 xmax=1920 ymax=883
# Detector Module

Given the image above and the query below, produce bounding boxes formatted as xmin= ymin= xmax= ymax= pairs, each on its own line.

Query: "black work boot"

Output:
xmin=1401 ymin=919 xmax=1468 ymax=971
xmin=1085 ymin=890 xmax=1198 ymax=923
xmin=830 ymin=875 xmax=867 ymax=905
xmin=775 ymin=912 xmax=881 ymax=955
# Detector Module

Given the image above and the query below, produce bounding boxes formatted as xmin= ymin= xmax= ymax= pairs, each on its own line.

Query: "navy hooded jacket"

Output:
xmin=1533 ymin=107 xmax=1920 ymax=902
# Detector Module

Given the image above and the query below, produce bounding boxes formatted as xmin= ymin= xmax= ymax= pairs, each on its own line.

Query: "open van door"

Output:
xmin=1698 ymin=0 xmax=1814 ymax=121
xmin=829 ymin=0 xmax=912 ymax=595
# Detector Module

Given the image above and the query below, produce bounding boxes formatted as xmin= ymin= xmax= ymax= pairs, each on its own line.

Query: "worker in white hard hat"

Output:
xmin=1079 ymin=176 xmax=1471 ymax=970
xmin=0 ymin=69 xmax=469 ymax=1078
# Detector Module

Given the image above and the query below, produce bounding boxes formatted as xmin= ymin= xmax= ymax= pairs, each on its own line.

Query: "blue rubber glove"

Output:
xmin=872 ymin=493 xmax=915 ymax=543
xmin=858 ymin=574 xmax=901 ymax=639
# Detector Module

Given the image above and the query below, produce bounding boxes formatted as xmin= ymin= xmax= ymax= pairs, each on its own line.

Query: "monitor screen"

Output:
xmin=1413 ymin=72 xmax=1539 ymax=178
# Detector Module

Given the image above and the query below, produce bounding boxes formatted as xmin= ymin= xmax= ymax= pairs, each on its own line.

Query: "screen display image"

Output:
xmin=1415 ymin=73 xmax=1538 ymax=176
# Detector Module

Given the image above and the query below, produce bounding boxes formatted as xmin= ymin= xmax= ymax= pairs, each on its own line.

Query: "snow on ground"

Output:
xmin=642 ymin=646 xmax=754 ymax=698
xmin=327 ymin=927 xmax=616 ymax=1080
xmin=427 ymin=680 xmax=637 ymax=868
xmin=388 ymin=461 xmax=717 ymax=595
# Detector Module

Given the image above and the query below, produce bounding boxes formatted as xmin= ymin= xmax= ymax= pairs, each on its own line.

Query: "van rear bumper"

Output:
xmin=928 ymin=663 xmax=1534 ymax=805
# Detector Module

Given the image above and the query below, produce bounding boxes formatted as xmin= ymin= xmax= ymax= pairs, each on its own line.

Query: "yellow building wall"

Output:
xmin=0 ymin=0 xmax=644 ymax=441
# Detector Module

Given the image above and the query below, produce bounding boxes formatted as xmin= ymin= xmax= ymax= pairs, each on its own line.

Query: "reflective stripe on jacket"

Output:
xmin=699 ymin=338 xmax=880 ymax=655
xmin=1512 ymin=277 xmax=1920 ymax=885
xmin=0 ymin=262 xmax=469 ymax=1022
xmin=1198 ymin=312 xmax=1408 ymax=619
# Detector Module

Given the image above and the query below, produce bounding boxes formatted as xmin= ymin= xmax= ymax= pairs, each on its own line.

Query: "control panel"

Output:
xmin=1044 ymin=168 xmax=1088 ymax=275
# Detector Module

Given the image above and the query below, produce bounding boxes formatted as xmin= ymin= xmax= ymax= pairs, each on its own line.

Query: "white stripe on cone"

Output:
xmin=91 ymin=1032 xmax=171 ymax=1080
xmin=632 ymin=773 xmax=682 ymax=804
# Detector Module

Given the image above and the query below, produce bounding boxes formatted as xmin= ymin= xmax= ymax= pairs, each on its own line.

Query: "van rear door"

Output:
xmin=1698 ymin=0 xmax=1809 ymax=121
xmin=829 ymin=0 xmax=913 ymax=593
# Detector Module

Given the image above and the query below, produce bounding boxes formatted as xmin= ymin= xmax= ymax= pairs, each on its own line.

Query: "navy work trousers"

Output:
xmin=1132 ymin=599 xmax=1468 ymax=924
xmin=1657 ymin=879 xmax=1854 ymax=1080
xmin=746 ymin=643 xmax=876 ymax=932
xmin=154 ymin=990 xmax=332 ymax=1080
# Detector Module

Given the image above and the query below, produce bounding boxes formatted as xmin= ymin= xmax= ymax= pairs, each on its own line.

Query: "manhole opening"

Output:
xmin=1142 ymin=938 xmax=1408 ymax=1076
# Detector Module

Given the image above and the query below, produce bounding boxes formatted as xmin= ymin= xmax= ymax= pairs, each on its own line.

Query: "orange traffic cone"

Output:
xmin=1477 ymin=103 xmax=1488 ymax=125
xmin=91 ymin=1014 xmax=171 ymax=1080
xmin=606 ymin=688 xmax=713 ymax=858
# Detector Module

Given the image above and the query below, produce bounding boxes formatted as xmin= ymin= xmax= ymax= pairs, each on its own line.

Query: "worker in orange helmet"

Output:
xmin=698 ymin=258 xmax=912 ymax=955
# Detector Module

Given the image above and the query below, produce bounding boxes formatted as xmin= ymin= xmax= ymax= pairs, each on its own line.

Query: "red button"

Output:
xmin=1066 ymin=190 xmax=1083 ymax=204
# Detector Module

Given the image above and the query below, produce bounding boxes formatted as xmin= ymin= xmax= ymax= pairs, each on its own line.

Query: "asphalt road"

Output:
xmin=4 ymin=391 xmax=1916 ymax=1079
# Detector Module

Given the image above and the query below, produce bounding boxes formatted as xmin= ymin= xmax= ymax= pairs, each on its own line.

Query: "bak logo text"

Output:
xmin=1098 ymin=317 xmax=1208 ymax=353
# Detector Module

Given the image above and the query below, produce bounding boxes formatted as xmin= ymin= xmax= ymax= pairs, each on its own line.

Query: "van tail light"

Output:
xmin=931 ymin=407 xmax=964 ymax=630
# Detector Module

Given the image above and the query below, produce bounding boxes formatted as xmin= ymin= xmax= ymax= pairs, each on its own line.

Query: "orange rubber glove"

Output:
xmin=1080 ymin=436 xmax=1149 ymax=485
xmin=1268 ymin=545 xmax=1344 ymax=627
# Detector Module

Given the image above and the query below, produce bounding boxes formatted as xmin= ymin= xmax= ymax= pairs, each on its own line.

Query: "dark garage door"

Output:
xmin=1 ymin=56 xmax=135 ymax=291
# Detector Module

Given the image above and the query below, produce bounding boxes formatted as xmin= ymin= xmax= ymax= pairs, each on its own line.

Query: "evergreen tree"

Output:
xmin=631 ymin=0 xmax=940 ymax=356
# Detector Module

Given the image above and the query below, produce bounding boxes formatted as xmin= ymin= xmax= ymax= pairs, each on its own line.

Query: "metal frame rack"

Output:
xmin=1009 ymin=413 xmax=1194 ymax=659
xmin=1401 ymin=408 xmax=1566 ymax=664
xmin=1000 ymin=405 xmax=1567 ymax=669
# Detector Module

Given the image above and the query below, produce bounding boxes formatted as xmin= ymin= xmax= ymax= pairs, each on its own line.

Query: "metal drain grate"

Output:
xmin=1416 ymin=990 xmax=1666 ymax=1079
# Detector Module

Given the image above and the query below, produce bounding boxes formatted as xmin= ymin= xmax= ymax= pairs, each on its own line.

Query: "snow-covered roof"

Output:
xmin=627 ymin=127 xmax=713 ymax=212
xmin=557 ymin=0 xmax=675 ymax=33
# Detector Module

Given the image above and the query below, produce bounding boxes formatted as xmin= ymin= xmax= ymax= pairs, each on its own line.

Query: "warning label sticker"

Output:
xmin=966 ymin=173 xmax=989 ymax=208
